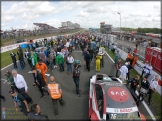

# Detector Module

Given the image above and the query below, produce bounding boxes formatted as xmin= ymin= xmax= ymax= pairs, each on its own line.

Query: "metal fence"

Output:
xmin=115 ymin=42 xmax=145 ymax=62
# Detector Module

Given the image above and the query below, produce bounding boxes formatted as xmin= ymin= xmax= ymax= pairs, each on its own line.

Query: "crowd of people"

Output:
xmin=114 ymin=48 xmax=159 ymax=106
xmin=1 ymin=31 xmax=160 ymax=120
xmin=2 ymin=31 xmax=108 ymax=120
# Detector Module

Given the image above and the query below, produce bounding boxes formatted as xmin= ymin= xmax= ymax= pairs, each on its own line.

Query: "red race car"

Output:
xmin=89 ymin=73 xmax=146 ymax=121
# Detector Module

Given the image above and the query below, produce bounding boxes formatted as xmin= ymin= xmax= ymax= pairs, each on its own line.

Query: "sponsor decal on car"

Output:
xmin=107 ymin=87 xmax=129 ymax=102
xmin=106 ymin=107 xmax=138 ymax=113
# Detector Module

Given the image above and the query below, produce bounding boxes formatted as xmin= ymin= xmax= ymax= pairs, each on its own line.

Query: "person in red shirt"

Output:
xmin=133 ymin=47 xmax=138 ymax=54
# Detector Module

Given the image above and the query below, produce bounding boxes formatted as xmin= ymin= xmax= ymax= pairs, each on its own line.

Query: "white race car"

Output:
xmin=89 ymin=73 xmax=146 ymax=121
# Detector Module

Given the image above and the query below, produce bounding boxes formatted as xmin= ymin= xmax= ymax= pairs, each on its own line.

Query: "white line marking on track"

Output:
xmin=1 ymin=79 xmax=8 ymax=83
xmin=105 ymin=52 xmax=115 ymax=63
xmin=45 ymin=74 xmax=50 ymax=76
xmin=1 ymin=61 xmax=19 ymax=71
xmin=28 ymin=71 xmax=32 ymax=73
xmin=106 ymin=52 xmax=156 ymax=121
xmin=135 ymin=91 xmax=156 ymax=121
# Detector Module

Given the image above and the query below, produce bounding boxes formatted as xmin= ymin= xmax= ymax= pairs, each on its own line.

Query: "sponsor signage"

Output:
xmin=120 ymin=108 xmax=133 ymax=113
xmin=106 ymin=107 xmax=138 ymax=114
xmin=105 ymin=83 xmax=122 ymax=86
xmin=107 ymin=87 xmax=129 ymax=102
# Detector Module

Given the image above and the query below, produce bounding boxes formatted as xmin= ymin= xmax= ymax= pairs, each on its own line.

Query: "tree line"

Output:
xmin=121 ymin=27 xmax=161 ymax=34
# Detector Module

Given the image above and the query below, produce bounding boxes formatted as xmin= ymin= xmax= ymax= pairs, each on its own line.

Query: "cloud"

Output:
xmin=77 ymin=11 xmax=90 ymax=17
xmin=86 ymin=6 xmax=107 ymax=13
xmin=154 ymin=4 xmax=160 ymax=9
xmin=130 ymin=10 xmax=151 ymax=17
xmin=111 ymin=8 xmax=123 ymax=14
xmin=76 ymin=2 xmax=92 ymax=8
xmin=33 ymin=2 xmax=56 ymax=15
xmin=46 ymin=19 xmax=60 ymax=28
xmin=152 ymin=17 xmax=161 ymax=22
xmin=2 ymin=15 xmax=14 ymax=23
xmin=20 ymin=13 xmax=40 ymax=20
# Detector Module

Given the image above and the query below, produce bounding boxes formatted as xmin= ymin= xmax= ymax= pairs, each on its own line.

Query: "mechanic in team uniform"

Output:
xmin=128 ymin=75 xmax=140 ymax=92
xmin=95 ymin=54 xmax=102 ymax=72
xmin=73 ymin=63 xmax=81 ymax=97
xmin=48 ymin=76 xmax=64 ymax=116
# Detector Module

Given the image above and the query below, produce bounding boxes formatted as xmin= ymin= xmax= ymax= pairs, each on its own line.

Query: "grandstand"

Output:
xmin=33 ymin=23 xmax=57 ymax=30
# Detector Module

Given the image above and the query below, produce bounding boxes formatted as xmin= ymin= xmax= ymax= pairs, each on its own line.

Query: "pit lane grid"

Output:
xmin=0 ymin=51 xmax=155 ymax=120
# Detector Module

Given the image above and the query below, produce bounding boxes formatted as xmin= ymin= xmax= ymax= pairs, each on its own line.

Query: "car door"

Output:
xmin=94 ymin=84 xmax=104 ymax=119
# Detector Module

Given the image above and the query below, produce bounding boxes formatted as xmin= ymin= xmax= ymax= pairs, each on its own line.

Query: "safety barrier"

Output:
xmin=0 ymin=30 xmax=83 ymax=53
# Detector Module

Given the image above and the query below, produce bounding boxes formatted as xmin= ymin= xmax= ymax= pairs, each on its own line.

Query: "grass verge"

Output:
xmin=1 ymin=29 xmax=84 ymax=47
xmin=1 ymin=29 xmax=85 ymax=68
xmin=107 ymin=49 xmax=162 ymax=118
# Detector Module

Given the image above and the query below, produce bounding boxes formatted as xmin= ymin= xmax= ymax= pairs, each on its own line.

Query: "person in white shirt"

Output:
xmin=65 ymin=40 xmax=70 ymax=48
xmin=67 ymin=53 xmax=74 ymax=75
xmin=119 ymin=62 xmax=128 ymax=84
xmin=12 ymin=69 xmax=33 ymax=104
xmin=141 ymin=61 xmax=149 ymax=78
xmin=148 ymin=75 xmax=159 ymax=105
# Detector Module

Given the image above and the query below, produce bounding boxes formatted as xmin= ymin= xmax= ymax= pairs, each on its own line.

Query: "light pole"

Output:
xmin=117 ymin=12 xmax=121 ymax=40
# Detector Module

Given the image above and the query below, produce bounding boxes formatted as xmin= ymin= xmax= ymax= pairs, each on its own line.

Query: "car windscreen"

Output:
xmin=103 ymin=77 xmax=113 ymax=82
xmin=106 ymin=111 xmax=141 ymax=120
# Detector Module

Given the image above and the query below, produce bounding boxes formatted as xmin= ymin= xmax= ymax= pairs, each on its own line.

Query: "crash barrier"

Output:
xmin=20 ymin=44 xmax=28 ymax=49
xmin=115 ymin=43 xmax=145 ymax=61
xmin=116 ymin=47 xmax=162 ymax=96
xmin=0 ymin=31 xmax=83 ymax=53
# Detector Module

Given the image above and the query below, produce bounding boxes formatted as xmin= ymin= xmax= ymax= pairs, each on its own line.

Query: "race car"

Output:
xmin=89 ymin=73 xmax=146 ymax=121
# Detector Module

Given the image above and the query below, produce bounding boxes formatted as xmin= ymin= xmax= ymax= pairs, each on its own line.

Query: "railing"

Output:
xmin=115 ymin=42 xmax=145 ymax=62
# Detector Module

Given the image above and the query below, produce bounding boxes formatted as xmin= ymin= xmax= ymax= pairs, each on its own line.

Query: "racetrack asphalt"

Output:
xmin=1 ymin=50 xmax=152 ymax=120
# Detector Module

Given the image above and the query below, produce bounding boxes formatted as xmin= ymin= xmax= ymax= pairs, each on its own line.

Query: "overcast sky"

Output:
xmin=1 ymin=1 xmax=161 ymax=31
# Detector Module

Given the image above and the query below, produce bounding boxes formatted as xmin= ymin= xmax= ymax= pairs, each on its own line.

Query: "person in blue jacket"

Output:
xmin=44 ymin=49 xmax=48 ymax=58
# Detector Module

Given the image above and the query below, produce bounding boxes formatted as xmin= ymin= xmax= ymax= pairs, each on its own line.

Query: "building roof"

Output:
xmin=100 ymin=22 xmax=105 ymax=24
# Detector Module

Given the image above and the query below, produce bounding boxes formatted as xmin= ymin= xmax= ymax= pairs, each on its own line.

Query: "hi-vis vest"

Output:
xmin=48 ymin=84 xmax=61 ymax=99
